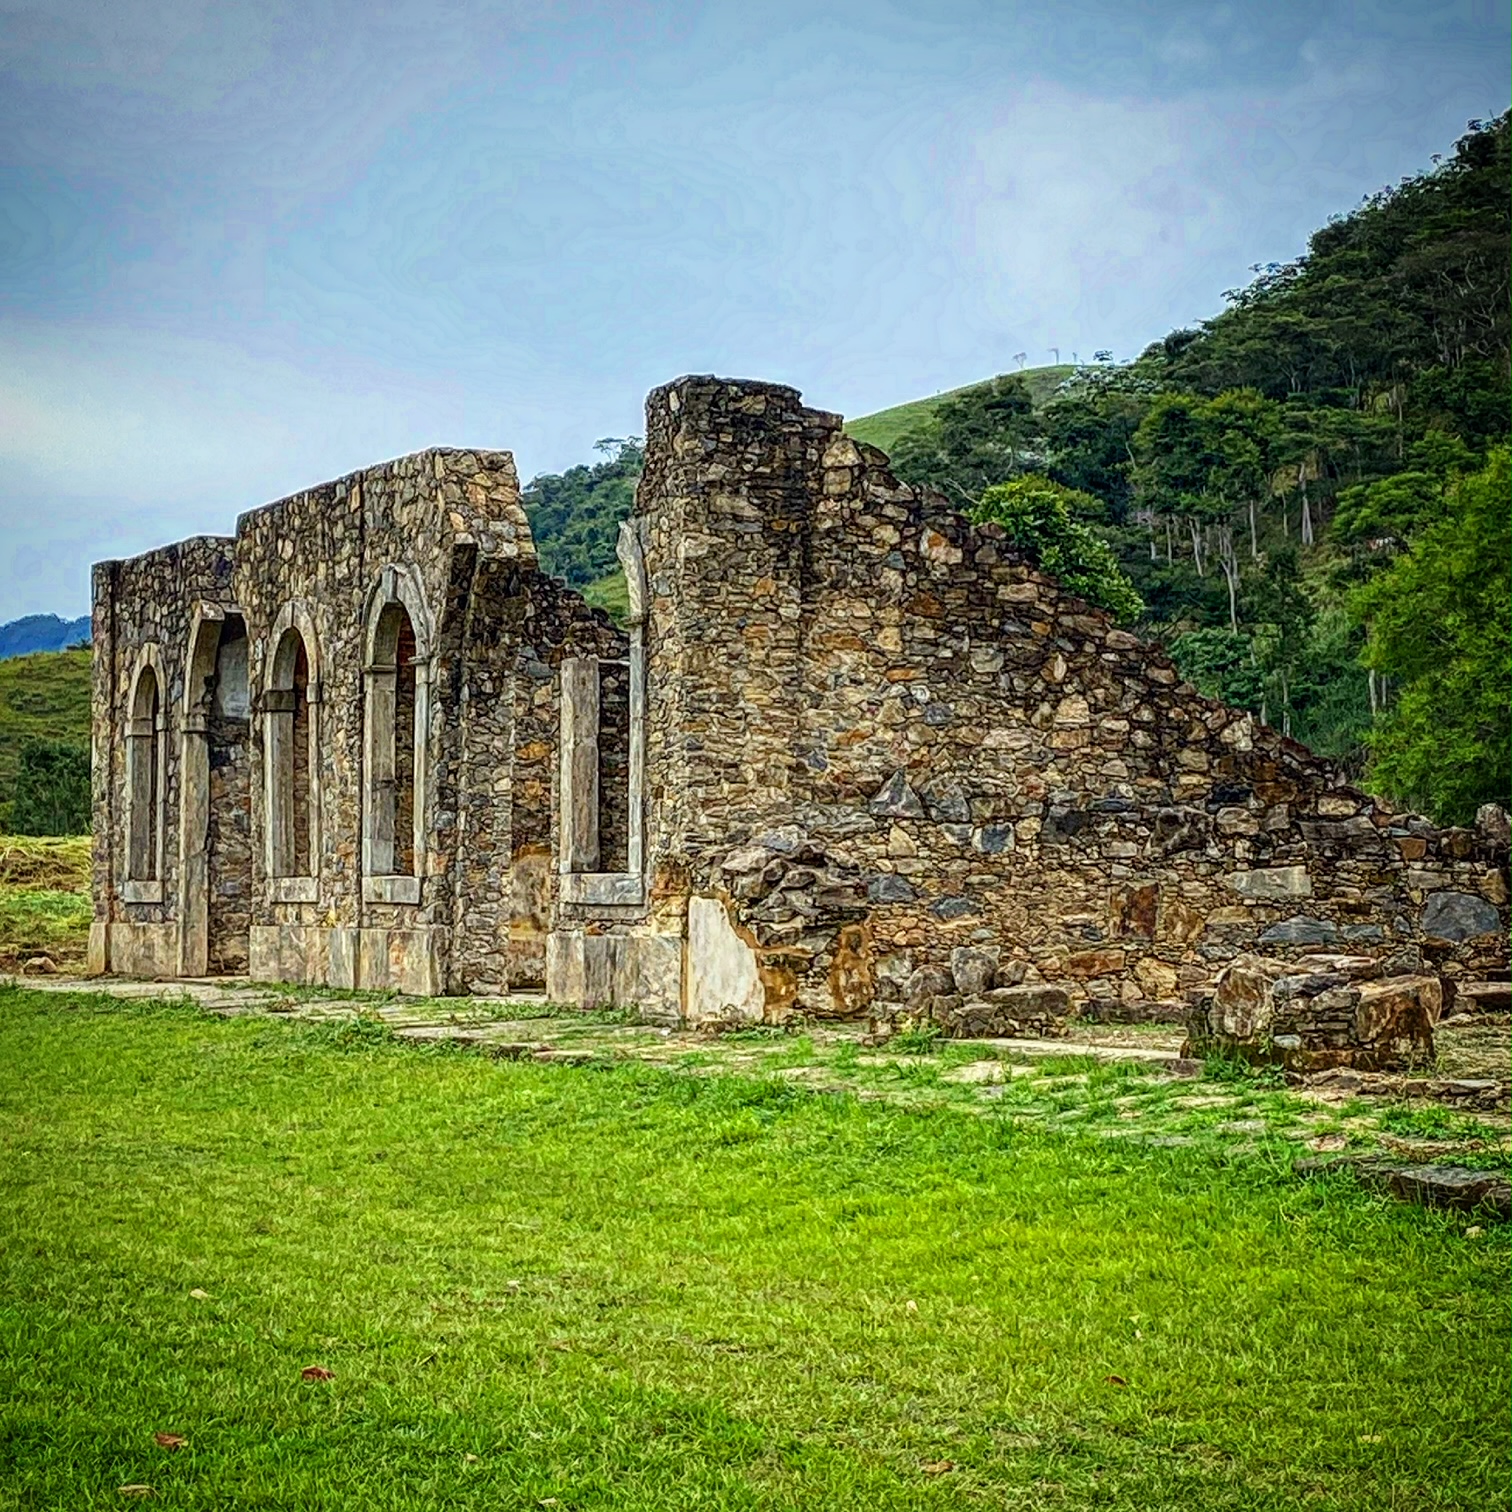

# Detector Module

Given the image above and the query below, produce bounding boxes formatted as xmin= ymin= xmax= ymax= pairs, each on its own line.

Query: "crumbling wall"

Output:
xmin=448 ymin=559 xmax=626 ymax=993
xmin=620 ymin=376 xmax=1508 ymax=1030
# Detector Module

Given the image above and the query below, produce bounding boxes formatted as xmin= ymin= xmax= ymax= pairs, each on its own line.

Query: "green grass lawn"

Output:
xmin=1 ymin=988 xmax=1506 ymax=1510
xmin=0 ymin=835 xmax=92 ymax=970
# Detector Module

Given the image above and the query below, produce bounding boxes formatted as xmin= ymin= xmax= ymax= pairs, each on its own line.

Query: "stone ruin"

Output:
xmin=89 ymin=376 xmax=1509 ymax=1068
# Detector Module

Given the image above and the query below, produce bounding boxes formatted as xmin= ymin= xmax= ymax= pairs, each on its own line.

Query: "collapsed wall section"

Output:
xmin=617 ymin=376 xmax=1508 ymax=1041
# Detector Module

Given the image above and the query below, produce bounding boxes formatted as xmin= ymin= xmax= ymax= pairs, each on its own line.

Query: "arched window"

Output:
xmin=266 ymin=616 xmax=320 ymax=887
xmin=126 ymin=659 xmax=164 ymax=888
xmin=363 ymin=567 xmax=431 ymax=904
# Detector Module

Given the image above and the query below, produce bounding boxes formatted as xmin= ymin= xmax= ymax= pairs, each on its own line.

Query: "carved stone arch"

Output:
xmin=364 ymin=563 xmax=434 ymax=668
xmin=268 ymin=600 xmax=323 ymax=693
xmin=264 ymin=601 xmax=322 ymax=893
xmin=124 ymin=643 xmax=168 ymax=900
xmin=362 ymin=564 xmax=433 ymax=902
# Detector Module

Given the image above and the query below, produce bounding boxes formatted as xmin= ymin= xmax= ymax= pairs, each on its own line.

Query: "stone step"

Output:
xmin=1298 ymin=1155 xmax=1509 ymax=1220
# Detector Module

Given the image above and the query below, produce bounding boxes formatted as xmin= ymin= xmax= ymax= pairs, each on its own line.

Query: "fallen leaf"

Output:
xmin=118 ymin=1487 xmax=155 ymax=1499
xmin=904 ymin=1299 xmax=918 ymax=1313
xmin=1359 ymin=1433 xmax=1381 ymax=1443
xmin=188 ymin=1288 xmax=210 ymax=1300
xmin=921 ymin=1460 xmax=955 ymax=1475
xmin=464 ymin=1453 xmax=481 ymax=1464
xmin=300 ymin=1365 xmax=335 ymax=1381
xmin=1466 ymin=1226 xmax=1483 ymax=1238
xmin=152 ymin=1433 xmax=186 ymax=1450
xmin=1104 ymin=1374 xmax=1128 ymax=1387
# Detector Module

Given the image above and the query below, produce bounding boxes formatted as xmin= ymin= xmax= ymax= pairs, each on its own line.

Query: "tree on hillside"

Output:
xmin=522 ymin=438 xmax=644 ymax=588
xmin=1349 ymin=447 xmax=1510 ymax=825
xmin=889 ymin=376 xmax=1040 ymax=503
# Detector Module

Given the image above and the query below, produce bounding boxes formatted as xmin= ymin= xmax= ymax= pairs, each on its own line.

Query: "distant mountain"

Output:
xmin=0 ymin=615 xmax=92 ymax=661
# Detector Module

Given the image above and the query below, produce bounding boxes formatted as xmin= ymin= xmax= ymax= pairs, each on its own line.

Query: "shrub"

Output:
xmin=972 ymin=475 xmax=1144 ymax=622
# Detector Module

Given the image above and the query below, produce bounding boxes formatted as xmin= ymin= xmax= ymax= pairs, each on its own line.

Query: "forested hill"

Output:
xmin=519 ymin=114 xmax=1509 ymax=825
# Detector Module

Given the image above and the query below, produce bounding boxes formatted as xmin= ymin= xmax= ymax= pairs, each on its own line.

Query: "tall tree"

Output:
xmin=1350 ymin=448 xmax=1511 ymax=823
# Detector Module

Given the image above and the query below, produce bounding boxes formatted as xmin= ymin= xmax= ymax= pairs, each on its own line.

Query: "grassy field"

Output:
xmin=0 ymin=987 xmax=1505 ymax=1510
xmin=0 ymin=833 xmax=91 ymax=970
xmin=844 ymin=365 xmax=1076 ymax=454
xmin=0 ymin=649 xmax=91 ymax=825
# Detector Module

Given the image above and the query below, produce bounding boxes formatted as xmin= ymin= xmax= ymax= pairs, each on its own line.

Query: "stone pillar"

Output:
xmin=364 ymin=665 xmax=398 ymax=876
xmin=637 ymin=378 xmax=829 ymax=874
xmin=559 ymin=656 xmax=600 ymax=873
xmin=264 ymin=690 xmax=294 ymax=875
xmin=177 ymin=712 xmax=210 ymax=976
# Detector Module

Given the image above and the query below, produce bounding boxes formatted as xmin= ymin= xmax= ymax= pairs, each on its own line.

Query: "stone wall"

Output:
xmin=91 ymin=446 xmax=625 ymax=997
xmin=89 ymin=536 xmax=239 ymax=978
xmin=573 ymin=376 xmax=1508 ymax=1031
xmin=91 ymin=374 xmax=1508 ymax=1041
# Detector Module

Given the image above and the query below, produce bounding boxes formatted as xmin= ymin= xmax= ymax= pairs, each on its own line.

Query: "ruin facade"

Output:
xmin=91 ymin=377 xmax=1509 ymax=1055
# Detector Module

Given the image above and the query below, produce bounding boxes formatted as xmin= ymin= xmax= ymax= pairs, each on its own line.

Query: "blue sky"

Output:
xmin=0 ymin=0 xmax=1507 ymax=620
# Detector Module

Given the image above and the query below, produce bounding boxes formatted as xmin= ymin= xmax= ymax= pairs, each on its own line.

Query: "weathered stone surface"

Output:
xmin=1259 ymin=916 xmax=1340 ymax=947
xmin=1422 ymin=890 xmax=1502 ymax=942
xmin=1192 ymin=952 xmax=1439 ymax=1071
xmin=1456 ymin=981 xmax=1511 ymax=1014
xmin=1226 ymin=866 xmax=1312 ymax=900
xmin=950 ymin=946 xmax=999 ymax=997
xmin=869 ymin=770 xmax=926 ymax=819
xmin=904 ymin=965 xmax=955 ymax=1007
xmin=1301 ymin=1158 xmax=1510 ymax=1220
xmin=686 ymin=896 xmax=764 ymax=1026
xmin=935 ymin=983 xmax=1070 ymax=1038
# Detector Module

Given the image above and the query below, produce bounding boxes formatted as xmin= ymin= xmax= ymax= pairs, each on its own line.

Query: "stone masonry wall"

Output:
xmin=93 ymin=445 xmax=625 ymax=998
xmin=90 ymin=536 xmax=239 ymax=977
xmin=619 ymin=377 xmax=1508 ymax=1028
xmin=91 ymin=374 xmax=1508 ymax=1030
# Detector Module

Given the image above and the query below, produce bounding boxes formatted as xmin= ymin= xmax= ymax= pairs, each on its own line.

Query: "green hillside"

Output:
xmin=0 ymin=650 xmax=92 ymax=828
xmin=845 ymin=364 xmax=1076 ymax=453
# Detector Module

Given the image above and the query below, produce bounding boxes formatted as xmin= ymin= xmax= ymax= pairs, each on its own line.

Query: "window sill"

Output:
xmin=560 ymin=872 xmax=644 ymax=907
xmin=363 ymin=875 xmax=421 ymax=905
xmin=269 ymin=876 xmax=319 ymax=904
xmin=122 ymin=879 xmax=164 ymax=905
